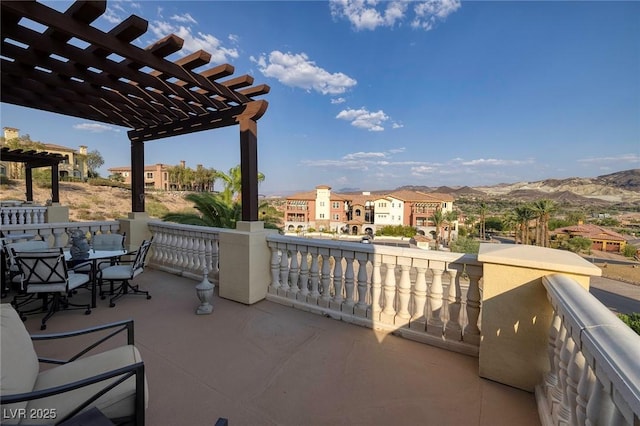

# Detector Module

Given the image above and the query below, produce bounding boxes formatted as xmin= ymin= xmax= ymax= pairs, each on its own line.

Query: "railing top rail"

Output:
xmin=0 ymin=220 xmax=120 ymax=232
xmin=543 ymin=274 xmax=640 ymax=419
xmin=148 ymin=220 xmax=224 ymax=235
xmin=266 ymin=233 xmax=480 ymax=265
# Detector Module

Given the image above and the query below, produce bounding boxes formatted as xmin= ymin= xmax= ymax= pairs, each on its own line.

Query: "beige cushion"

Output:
xmin=27 ymin=345 xmax=148 ymax=424
xmin=0 ymin=304 xmax=40 ymax=425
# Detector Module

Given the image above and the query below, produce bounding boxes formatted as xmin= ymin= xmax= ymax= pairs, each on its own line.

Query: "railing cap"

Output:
xmin=478 ymin=243 xmax=601 ymax=277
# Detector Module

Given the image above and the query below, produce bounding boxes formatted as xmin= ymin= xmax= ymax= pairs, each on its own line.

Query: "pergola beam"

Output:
xmin=1 ymin=0 xmax=269 ymax=220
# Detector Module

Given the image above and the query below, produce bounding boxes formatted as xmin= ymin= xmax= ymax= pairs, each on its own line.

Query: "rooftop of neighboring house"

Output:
xmin=285 ymin=187 xmax=454 ymax=204
xmin=551 ymin=224 xmax=628 ymax=242
xmin=108 ymin=164 xmax=170 ymax=172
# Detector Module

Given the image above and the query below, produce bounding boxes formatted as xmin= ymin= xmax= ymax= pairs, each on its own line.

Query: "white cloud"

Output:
xmin=343 ymin=151 xmax=387 ymax=160
xmin=331 ymin=97 xmax=347 ymax=104
xmin=459 ymin=158 xmax=534 ymax=166
xmin=251 ymin=51 xmax=357 ymax=95
xmin=170 ymin=13 xmax=197 ymax=24
xmin=577 ymin=153 xmax=640 ymax=164
xmin=73 ymin=123 xmax=121 ymax=133
xmin=330 ymin=0 xmax=408 ymax=31
xmin=330 ymin=0 xmax=459 ymax=31
xmin=148 ymin=20 xmax=238 ymax=63
xmin=336 ymin=107 xmax=389 ymax=131
xmin=391 ymin=122 xmax=404 ymax=129
xmin=411 ymin=0 xmax=461 ymax=30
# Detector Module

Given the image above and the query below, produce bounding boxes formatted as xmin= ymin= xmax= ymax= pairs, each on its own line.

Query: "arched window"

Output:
xmin=355 ymin=209 xmax=361 ymax=217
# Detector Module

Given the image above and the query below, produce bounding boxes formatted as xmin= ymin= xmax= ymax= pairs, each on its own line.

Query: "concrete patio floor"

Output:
xmin=14 ymin=269 xmax=540 ymax=426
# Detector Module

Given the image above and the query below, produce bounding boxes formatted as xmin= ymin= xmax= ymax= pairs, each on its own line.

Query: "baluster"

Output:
xmin=410 ymin=262 xmax=428 ymax=331
xmin=369 ymin=255 xmax=382 ymax=320
xmin=288 ymin=248 xmax=300 ymax=299
xmin=354 ymin=254 xmax=369 ymax=318
xmin=210 ymin=237 xmax=220 ymax=278
xmin=554 ymin=328 xmax=573 ymax=425
xmin=463 ymin=265 xmax=482 ymax=345
xmin=550 ymin=321 xmax=568 ymax=415
xmin=193 ymin=236 xmax=203 ymax=273
xmin=380 ymin=257 xmax=397 ymax=324
xmin=543 ymin=313 xmax=562 ymax=413
xmin=297 ymin=248 xmax=309 ymax=301
xmin=444 ymin=266 xmax=462 ymax=340
xmin=329 ymin=253 xmax=343 ymax=311
xmin=573 ymin=349 xmax=593 ymax=426
xmin=278 ymin=249 xmax=290 ymax=296
xmin=9 ymin=208 xmax=17 ymax=225
xmin=567 ymin=336 xmax=584 ymax=423
xmin=37 ymin=208 xmax=45 ymax=224
xmin=342 ymin=255 xmax=355 ymax=314
xmin=52 ymin=228 xmax=66 ymax=248
xmin=427 ymin=261 xmax=445 ymax=335
xmin=308 ymin=251 xmax=320 ymax=304
xmin=586 ymin=377 xmax=612 ymax=426
xmin=319 ymin=252 xmax=332 ymax=308
xmin=25 ymin=209 xmax=32 ymax=225
xmin=395 ymin=259 xmax=411 ymax=327
xmin=269 ymin=245 xmax=281 ymax=294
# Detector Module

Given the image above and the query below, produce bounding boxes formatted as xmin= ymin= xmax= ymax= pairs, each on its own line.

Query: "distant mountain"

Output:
xmin=474 ymin=169 xmax=640 ymax=205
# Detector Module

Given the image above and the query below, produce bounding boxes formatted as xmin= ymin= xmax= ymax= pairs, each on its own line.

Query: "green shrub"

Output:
xmin=146 ymin=200 xmax=169 ymax=218
xmin=376 ymin=225 xmax=417 ymax=238
xmin=618 ymin=313 xmax=640 ymax=335
xmin=449 ymin=236 xmax=480 ymax=254
xmin=622 ymin=244 xmax=638 ymax=258
xmin=88 ymin=178 xmax=130 ymax=189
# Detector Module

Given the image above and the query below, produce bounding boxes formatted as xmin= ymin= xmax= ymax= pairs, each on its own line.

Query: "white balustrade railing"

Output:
xmin=1 ymin=206 xmax=47 ymax=225
xmin=1 ymin=221 xmax=120 ymax=247
xmin=537 ymin=274 xmax=640 ymax=426
xmin=266 ymin=234 xmax=483 ymax=356
xmin=147 ymin=220 xmax=220 ymax=282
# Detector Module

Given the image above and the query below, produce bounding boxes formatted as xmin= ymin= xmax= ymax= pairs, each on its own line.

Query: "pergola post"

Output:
xmin=131 ymin=139 xmax=145 ymax=213
xmin=50 ymin=163 xmax=60 ymax=203
xmin=25 ymin=167 xmax=33 ymax=202
xmin=240 ymin=118 xmax=259 ymax=222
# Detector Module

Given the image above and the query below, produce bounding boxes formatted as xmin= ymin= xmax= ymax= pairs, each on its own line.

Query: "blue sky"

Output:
xmin=1 ymin=1 xmax=639 ymax=195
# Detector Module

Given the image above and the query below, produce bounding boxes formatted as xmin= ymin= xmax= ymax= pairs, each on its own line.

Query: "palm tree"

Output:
xmin=162 ymin=193 xmax=241 ymax=228
xmin=430 ymin=209 xmax=445 ymax=249
xmin=478 ymin=202 xmax=488 ymax=240
xmin=214 ymin=165 xmax=265 ymax=205
xmin=533 ymin=199 xmax=556 ymax=247
xmin=444 ymin=210 xmax=459 ymax=246
xmin=162 ymin=193 xmax=281 ymax=230
xmin=513 ymin=204 xmax=537 ymax=245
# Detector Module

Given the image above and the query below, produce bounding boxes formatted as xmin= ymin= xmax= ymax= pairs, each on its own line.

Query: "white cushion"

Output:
xmin=0 ymin=304 xmax=40 ymax=425
xmin=27 ymin=345 xmax=148 ymax=424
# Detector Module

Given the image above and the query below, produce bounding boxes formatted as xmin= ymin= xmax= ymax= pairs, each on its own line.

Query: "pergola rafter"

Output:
xmin=1 ymin=0 xmax=270 ymax=220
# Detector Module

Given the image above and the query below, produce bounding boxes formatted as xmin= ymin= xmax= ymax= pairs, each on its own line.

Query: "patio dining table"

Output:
xmin=64 ymin=249 xmax=131 ymax=308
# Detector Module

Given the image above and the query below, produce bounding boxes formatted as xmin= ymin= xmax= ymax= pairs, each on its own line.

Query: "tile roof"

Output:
xmin=552 ymin=224 xmax=627 ymax=242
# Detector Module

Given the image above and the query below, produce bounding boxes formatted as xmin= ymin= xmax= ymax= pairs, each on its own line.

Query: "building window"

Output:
xmin=333 ymin=214 xmax=340 ymax=220
xmin=320 ymin=214 xmax=325 ymax=218
xmin=319 ymin=202 xmax=325 ymax=207
xmin=355 ymin=209 xmax=361 ymax=217
xmin=146 ymin=172 xmax=153 ymax=179
xmin=332 ymin=202 xmax=340 ymax=209
xmin=379 ymin=202 xmax=387 ymax=207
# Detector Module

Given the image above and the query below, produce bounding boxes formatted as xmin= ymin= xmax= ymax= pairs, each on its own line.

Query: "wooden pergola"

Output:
xmin=0 ymin=0 xmax=270 ymax=220
xmin=0 ymin=147 xmax=67 ymax=203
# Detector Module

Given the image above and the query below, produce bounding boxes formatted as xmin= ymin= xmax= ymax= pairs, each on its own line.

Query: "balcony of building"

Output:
xmin=2 ymin=218 xmax=638 ymax=426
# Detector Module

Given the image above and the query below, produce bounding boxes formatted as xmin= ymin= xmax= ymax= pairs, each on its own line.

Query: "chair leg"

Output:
xmin=109 ymin=279 xmax=151 ymax=308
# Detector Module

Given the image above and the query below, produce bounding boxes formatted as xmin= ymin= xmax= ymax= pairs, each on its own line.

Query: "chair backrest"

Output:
xmin=91 ymin=232 xmax=126 ymax=251
xmin=12 ymin=248 xmax=68 ymax=286
xmin=131 ymin=238 xmax=153 ymax=276
xmin=3 ymin=240 xmax=50 ymax=267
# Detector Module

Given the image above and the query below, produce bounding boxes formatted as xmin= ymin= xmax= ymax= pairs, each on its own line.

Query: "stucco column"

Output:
xmin=477 ymin=244 xmax=601 ymax=392
xmin=118 ymin=212 xmax=152 ymax=250
xmin=218 ymin=221 xmax=277 ymax=304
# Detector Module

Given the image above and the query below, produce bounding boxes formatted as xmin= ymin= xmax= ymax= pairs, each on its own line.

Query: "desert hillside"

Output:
xmin=1 ymin=181 xmax=196 ymax=222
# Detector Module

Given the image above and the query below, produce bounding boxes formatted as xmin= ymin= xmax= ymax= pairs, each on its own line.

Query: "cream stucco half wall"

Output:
xmin=477 ymin=243 xmax=602 ymax=392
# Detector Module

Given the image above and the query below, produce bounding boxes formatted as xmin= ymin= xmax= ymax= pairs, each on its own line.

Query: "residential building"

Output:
xmin=108 ymin=160 xmax=214 ymax=191
xmin=551 ymin=223 xmax=629 ymax=253
xmin=1 ymin=127 xmax=88 ymax=180
xmin=108 ymin=163 xmax=172 ymax=190
xmin=284 ymin=185 xmax=457 ymax=237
